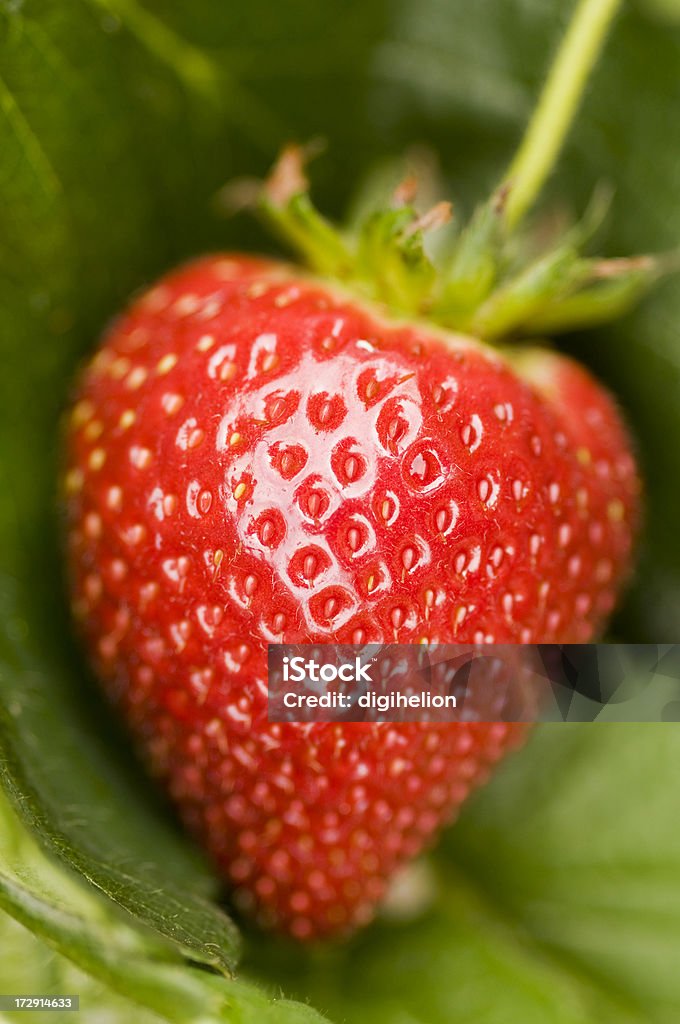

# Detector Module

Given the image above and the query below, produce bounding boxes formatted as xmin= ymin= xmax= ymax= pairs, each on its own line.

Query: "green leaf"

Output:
xmin=247 ymin=726 xmax=680 ymax=1024
xmin=0 ymin=0 xmax=386 ymax=990
xmin=448 ymin=726 xmax=680 ymax=1021
xmin=0 ymin=791 xmax=329 ymax=1023
xmin=0 ymin=576 xmax=241 ymax=973
xmin=0 ymin=910 xmax=166 ymax=1024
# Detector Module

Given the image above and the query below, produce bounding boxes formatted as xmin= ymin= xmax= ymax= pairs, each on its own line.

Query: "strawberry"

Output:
xmin=62 ymin=0 xmax=680 ymax=921
xmin=65 ymin=0 xmax=680 ymax=929
xmin=63 ymin=233 xmax=640 ymax=936
xmin=61 ymin=0 xmax=673 ymax=933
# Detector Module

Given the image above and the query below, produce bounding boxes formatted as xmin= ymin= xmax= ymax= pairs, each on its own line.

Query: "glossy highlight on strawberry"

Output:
xmin=64 ymin=254 xmax=639 ymax=938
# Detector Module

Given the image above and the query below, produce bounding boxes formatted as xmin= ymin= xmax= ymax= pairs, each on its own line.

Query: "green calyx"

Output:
xmin=258 ymin=143 xmax=671 ymax=343
xmin=250 ymin=0 xmax=679 ymax=344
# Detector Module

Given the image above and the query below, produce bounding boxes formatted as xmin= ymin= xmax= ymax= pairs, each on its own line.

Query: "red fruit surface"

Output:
xmin=63 ymin=255 xmax=640 ymax=939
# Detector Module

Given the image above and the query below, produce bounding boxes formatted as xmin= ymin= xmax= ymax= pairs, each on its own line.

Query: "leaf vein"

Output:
xmin=0 ymin=70 xmax=61 ymax=199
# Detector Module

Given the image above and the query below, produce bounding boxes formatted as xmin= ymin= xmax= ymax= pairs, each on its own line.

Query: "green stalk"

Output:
xmin=502 ymin=0 xmax=623 ymax=230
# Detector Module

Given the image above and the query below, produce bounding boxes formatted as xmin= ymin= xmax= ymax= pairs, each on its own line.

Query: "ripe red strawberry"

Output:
xmin=63 ymin=240 xmax=640 ymax=938
xmin=61 ymin=0 xmax=676 ymax=938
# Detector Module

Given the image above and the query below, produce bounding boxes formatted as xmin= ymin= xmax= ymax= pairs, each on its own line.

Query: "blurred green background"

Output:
xmin=1 ymin=1 xmax=680 ymax=1021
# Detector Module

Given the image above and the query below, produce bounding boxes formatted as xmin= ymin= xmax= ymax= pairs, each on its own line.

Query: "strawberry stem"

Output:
xmin=502 ymin=0 xmax=623 ymax=231
xmin=252 ymin=8 xmax=675 ymax=342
